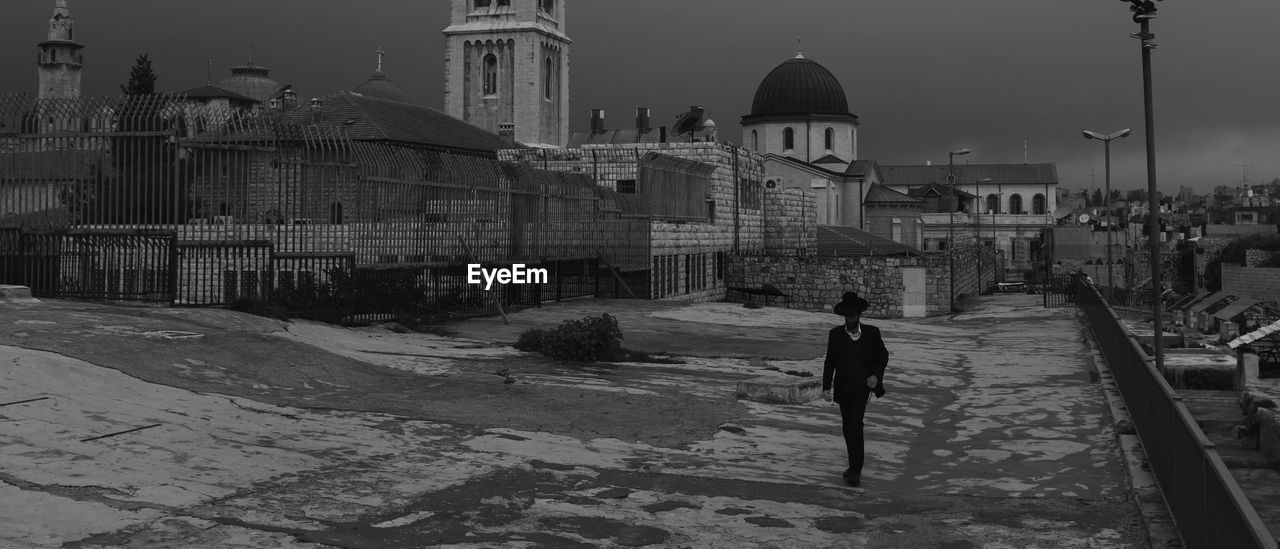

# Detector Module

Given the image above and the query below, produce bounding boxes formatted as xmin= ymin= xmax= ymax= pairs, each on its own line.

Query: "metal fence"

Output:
xmin=0 ymin=94 xmax=647 ymax=319
xmin=1078 ymin=283 xmax=1277 ymax=549
xmin=0 ymin=227 xmax=176 ymax=303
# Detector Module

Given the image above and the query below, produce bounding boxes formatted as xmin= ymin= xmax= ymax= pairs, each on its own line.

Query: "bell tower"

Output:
xmin=37 ymin=0 xmax=84 ymax=100
xmin=443 ymin=0 xmax=570 ymax=148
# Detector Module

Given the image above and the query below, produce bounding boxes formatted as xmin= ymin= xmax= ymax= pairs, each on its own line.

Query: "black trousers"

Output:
xmin=837 ymin=388 xmax=873 ymax=475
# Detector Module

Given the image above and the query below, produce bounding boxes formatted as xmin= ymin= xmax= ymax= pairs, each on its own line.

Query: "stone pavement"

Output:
xmin=0 ymin=293 xmax=1148 ymax=548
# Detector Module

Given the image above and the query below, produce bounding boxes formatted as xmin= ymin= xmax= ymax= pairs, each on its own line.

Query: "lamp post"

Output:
xmin=948 ymin=148 xmax=971 ymax=311
xmin=1083 ymin=128 xmax=1131 ymax=305
xmin=1122 ymin=0 xmax=1164 ymax=371
xmin=975 ymin=177 xmax=993 ymax=292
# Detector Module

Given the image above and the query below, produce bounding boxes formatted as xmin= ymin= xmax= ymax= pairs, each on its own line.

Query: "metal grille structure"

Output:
xmin=0 ymin=94 xmax=645 ymax=319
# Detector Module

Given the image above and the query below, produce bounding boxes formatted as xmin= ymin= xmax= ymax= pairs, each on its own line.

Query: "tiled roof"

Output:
xmin=353 ymin=71 xmax=412 ymax=104
xmin=813 ymin=154 xmax=847 ymax=165
xmin=907 ymin=182 xmax=977 ymax=199
xmin=172 ymin=84 xmax=259 ymax=104
xmin=843 ymin=159 xmax=878 ymax=178
xmin=817 ymin=225 xmax=921 ymax=257
xmin=863 ymin=183 xmax=921 ymax=204
xmin=216 ymin=61 xmax=289 ymax=104
xmin=280 ymin=92 xmax=511 ymax=153
xmin=879 ymin=163 xmax=1059 ymax=186
xmin=1229 ymin=318 xmax=1280 ymax=349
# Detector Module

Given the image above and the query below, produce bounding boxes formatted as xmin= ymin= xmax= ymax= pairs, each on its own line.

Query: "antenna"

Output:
xmin=1238 ymin=163 xmax=1254 ymax=185
xmin=206 ymin=57 xmax=212 ymax=85
xmin=795 ymin=35 xmax=804 ymax=58
xmin=1023 ymin=139 xmax=1028 ymax=164
xmin=248 ymin=44 xmax=254 ymax=64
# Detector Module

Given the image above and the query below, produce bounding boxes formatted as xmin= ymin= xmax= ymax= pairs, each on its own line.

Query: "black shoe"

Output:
xmin=845 ymin=475 xmax=861 ymax=487
xmin=842 ymin=468 xmax=854 ymax=479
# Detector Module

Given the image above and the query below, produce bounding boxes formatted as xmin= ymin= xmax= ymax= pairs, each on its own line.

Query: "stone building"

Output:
xmin=879 ymin=163 xmax=1060 ymax=278
xmin=740 ymin=52 xmax=884 ymax=236
xmin=443 ymin=0 xmax=570 ymax=148
xmin=500 ymin=141 xmax=801 ymax=302
xmin=37 ymin=0 xmax=83 ymax=101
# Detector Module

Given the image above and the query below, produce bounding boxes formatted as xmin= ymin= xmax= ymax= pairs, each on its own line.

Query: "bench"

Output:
xmin=727 ymin=284 xmax=790 ymax=307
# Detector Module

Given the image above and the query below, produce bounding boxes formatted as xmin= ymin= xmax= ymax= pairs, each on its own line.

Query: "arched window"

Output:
xmin=783 ymin=127 xmax=794 ymax=150
xmin=1032 ymin=193 xmax=1046 ymax=215
xmin=482 ymin=54 xmax=498 ymax=96
xmin=1009 ymin=193 xmax=1023 ymax=214
xmin=539 ymin=0 xmax=555 ymax=12
xmin=544 ymin=57 xmax=553 ymax=100
xmin=751 ymin=130 xmax=758 ymax=151
xmin=986 ymin=194 xmax=1000 ymax=214
xmin=329 ymin=203 xmax=344 ymax=225
xmin=824 ymin=127 xmax=834 ymax=151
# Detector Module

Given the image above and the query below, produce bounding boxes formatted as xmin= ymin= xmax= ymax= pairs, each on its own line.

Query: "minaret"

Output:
xmin=443 ymin=0 xmax=570 ymax=148
xmin=37 ymin=0 xmax=85 ymax=100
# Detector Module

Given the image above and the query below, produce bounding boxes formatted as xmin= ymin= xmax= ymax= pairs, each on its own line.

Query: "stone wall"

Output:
xmin=763 ymin=187 xmax=816 ymax=255
xmin=1222 ymin=264 xmax=1280 ymax=302
xmin=502 ymin=143 xmax=768 ymax=303
xmin=1245 ymin=248 xmax=1275 ymax=268
xmin=726 ymin=245 xmax=995 ymax=318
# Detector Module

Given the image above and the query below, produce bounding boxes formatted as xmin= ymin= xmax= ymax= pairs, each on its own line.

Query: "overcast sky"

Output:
xmin=3 ymin=0 xmax=1278 ymax=196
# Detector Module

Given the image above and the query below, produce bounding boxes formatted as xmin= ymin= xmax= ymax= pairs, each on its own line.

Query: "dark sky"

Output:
xmin=4 ymin=0 xmax=1278 ymax=196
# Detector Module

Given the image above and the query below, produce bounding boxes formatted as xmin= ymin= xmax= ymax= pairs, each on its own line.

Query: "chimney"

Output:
xmin=590 ymin=108 xmax=605 ymax=132
xmin=283 ymin=89 xmax=297 ymax=110
xmin=636 ymin=107 xmax=651 ymax=132
xmin=310 ymin=98 xmax=322 ymax=124
xmin=269 ymin=98 xmax=280 ymax=110
xmin=659 ymin=126 xmax=667 ymax=143
xmin=498 ymin=123 xmax=516 ymax=146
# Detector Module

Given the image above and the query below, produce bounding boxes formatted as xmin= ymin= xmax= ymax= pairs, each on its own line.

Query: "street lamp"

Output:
xmin=975 ymin=177 xmax=993 ymax=292
xmin=948 ymin=148 xmax=971 ymax=311
xmin=1083 ymin=128 xmax=1131 ymax=305
xmin=1121 ymin=0 xmax=1164 ymax=371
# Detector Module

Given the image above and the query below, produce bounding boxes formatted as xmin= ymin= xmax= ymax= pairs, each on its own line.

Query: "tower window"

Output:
xmin=824 ymin=127 xmax=834 ymax=151
xmin=483 ymin=54 xmax=498 ymax=96
xmin=783 ymin=127 xmax=794 ymax=150
xmin=544 ymin=57 xmax=553 ymax=100
xmin=1032 ymin=193 xmax=1046 ymax=215
xmin=497 ymin=0 xmax=509 ymax=6
xmin=751 ymin=129 xmax=758 ymax=151
xmin=1009 ymin=193 xmax=1023 ymax=214
xmin=474 ymin=0 xmax=490 ymax=7
xmin=540 ymin=0 xmax=555 ymax=12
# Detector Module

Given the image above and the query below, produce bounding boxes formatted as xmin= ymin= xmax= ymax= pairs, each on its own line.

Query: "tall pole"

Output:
xmin=1104 ymin=139 xmax=1113 ymax=304
xmin=946 ymin=149 xmax=970 ymax=311
xmin=1137 ymin=10 xmax=1164 ymax=371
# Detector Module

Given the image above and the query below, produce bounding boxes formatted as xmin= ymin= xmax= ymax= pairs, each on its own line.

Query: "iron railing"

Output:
xmin=1078 ymin=283 xmax=1277 ymax=549
xmin=0 ymin=94 xmax=651 ymax=318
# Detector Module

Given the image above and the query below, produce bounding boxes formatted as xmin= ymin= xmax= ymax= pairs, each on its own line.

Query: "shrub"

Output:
xmin=533 ymin=313 xmax=624 ymax=362
xmin=514 ymin=328 xmax=547 ymax=352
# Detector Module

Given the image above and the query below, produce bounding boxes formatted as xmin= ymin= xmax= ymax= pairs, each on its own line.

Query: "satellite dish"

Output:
xmin=1078 ymin=213 xmax=1091 ymax=224
xmin=672 ymin=106 xmax=707 ymax=136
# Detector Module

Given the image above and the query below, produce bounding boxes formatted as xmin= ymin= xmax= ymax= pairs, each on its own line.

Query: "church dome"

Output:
xmin=217 ymin=61 xmax=288 ymax=104
xmin=354 ymin=70 xmax=411 ymax=103
xmin=746 ymin=56 xmax=852 ymax=119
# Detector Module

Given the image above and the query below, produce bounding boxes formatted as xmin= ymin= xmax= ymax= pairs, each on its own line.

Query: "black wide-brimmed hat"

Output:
xmin=833 ymin=291 xmax=869 ymax=316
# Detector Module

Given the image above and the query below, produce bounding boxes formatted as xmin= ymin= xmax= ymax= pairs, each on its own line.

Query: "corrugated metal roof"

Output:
xmin=566 ymin=128 xmax=665 ymax=148
xmin=880 ymin=163 xmax=1058 ymax=186
xmin=172 ymin=84 xmax=259 ymax=104
xmin=1212 ymin=298 xmax=1265 ymax=321
xmin=1229 ymin=318 xmax=1280 ymax=349
xmin=817 ymin=225 xmax=921 ymax=257
xmin=639 ymin=152 xmax=717 ymax=176
xmin=1187 ymin=291 xmax=1236 ymax=314
xmin=844 ymin=159 xmax=878 ymax=178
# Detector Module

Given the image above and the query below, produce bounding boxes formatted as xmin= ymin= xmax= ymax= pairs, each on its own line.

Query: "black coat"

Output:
xmin=822 ymin=323 xmax=889 ymax=402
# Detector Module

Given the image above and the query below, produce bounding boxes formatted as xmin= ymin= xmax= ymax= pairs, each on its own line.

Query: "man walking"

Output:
xmin=822 ymin=291 xmax=888 ymax=487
